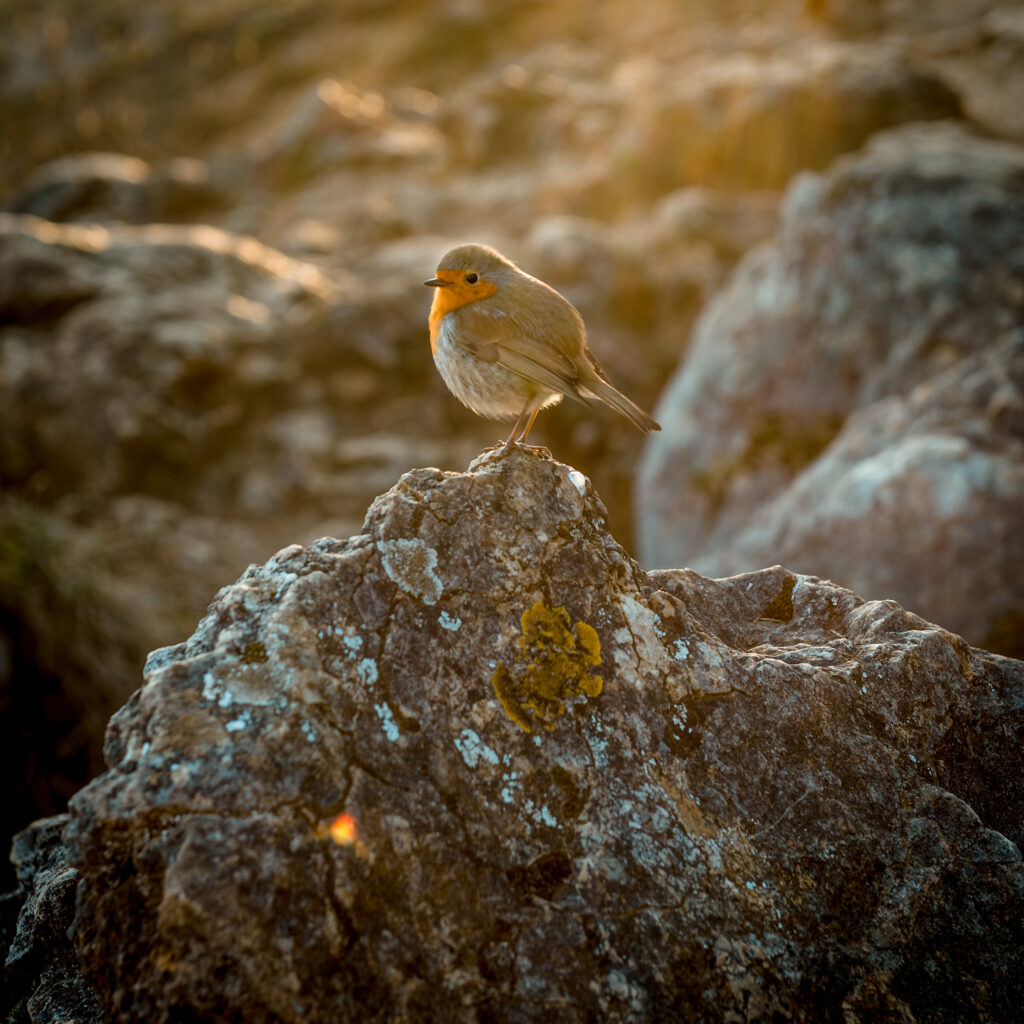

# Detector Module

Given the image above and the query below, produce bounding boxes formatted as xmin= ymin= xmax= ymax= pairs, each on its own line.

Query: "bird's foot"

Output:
xmin=518 ymin=443 xmax=553 ymax=458
xmin=475 ymin=439 xmax=553 ymax=460
xmin=478 ymin=439 xmax=509 ymax=454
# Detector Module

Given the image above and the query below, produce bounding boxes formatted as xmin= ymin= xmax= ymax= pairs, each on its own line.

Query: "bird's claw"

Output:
xmin=477 ymin=439 xmax=553 ymax=459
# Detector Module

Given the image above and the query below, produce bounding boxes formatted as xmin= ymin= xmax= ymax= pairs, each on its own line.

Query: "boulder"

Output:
xmin=0 ymin=213 xmax=336 ymax=504
xmin=638 ymin=121 xmax=1024 ymax=655
xmin=1 ymin=815 xmax=102 ymax=1023
xmin=684 ymin=333 xmax=1024 ymax=655
xmin=5 ymin=152 xmax=227 ymax=224
xmin=36 ymin=448 xmax=1021 ymax=1022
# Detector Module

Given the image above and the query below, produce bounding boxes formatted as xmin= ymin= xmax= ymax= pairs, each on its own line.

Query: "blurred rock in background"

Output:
xmin=2 ymin=0 xmax=1023 ymax=884
xmin=639 ymin=121 xmax=1024 ymax=655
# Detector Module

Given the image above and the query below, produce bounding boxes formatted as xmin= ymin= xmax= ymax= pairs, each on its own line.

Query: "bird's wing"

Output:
xmin=493 ymin=344 xmax=581 ymax=398
xmin=452 ymin=300 xmax=584 ymax=397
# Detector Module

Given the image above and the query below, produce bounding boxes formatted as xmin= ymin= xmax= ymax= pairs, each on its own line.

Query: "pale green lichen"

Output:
xmin=377 ymin=538 xmax=443 ymax=605
xmin=492 ymin=601 xmax=603 ymax=733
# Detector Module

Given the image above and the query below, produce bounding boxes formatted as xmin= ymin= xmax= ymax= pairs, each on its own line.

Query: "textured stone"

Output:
xmin=1 ymin=815 xmax=102 ymax=1023
xmin=0 ymin=213 xmax=335 ymax=503
xmin=691 ymin=333 xmax=1024 ymax=654
xmin=52 ymin=448 xmax=1022 ymax=1023
xmin=638 ymin=121 xmax=1024 ymax=655
xmin=3 ymin=7 xmax=1024 ymax=1016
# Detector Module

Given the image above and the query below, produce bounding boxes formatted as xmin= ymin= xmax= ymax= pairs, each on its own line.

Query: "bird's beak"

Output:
xmin=423 ymin=277 xmax=450 ymax=288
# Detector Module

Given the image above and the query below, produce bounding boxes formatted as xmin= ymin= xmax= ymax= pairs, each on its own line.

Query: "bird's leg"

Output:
xmin=502 ymin=404 xmax=532 ymax=450
xmin=506 ymin=404 xmax=552 ymax=458
xmin=517 ymin=408 xmax=541 ymax=444
xmin=496 ymin=403 xmax=550 ymax=457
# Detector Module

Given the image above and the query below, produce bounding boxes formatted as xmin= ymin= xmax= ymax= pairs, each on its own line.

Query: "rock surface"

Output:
xmin=7 ymin=152 xmax=227 ymax=225
xmin=696 ymin=333 xmax=1024 ymax=655
xmin=5 ymin=0 xmax=1024 ymax=936
xmin=638 ymin=121 xmax=1024 ymax=656
xmin=22 ymin=449 xmax=1016 ymax=1022
xmin=1 ymin=815 xmax=102 ymax=1023
xmin=0 ymin=213 xmax=337 ymax=503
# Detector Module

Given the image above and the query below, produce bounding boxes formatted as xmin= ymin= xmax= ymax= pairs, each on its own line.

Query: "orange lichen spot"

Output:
xmin=318 ymin=812 xmax=357 ymax=846
xmin=491 ymin=601 xmax=603 ymax=733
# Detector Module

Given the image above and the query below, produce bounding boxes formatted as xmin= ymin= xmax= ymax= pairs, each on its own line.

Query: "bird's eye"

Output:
xmin=464 ymin=273 xmax=479 ymax=284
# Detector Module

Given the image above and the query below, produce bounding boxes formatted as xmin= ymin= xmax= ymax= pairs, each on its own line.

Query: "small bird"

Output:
xmin=424 ymin=243 xmax=660 ymax=449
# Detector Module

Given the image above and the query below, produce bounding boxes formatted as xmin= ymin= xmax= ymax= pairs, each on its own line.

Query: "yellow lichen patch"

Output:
xmin=491 ymin=601 xmax=603 ymax=732
xmin=242 ymin=642 xmax=268 ymax=664
xmin=492 ymin=663 xmax=534 ymax=732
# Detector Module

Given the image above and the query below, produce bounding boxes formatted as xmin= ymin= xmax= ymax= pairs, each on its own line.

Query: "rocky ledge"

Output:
xmin=4 ymin=449 xmax=1022 ymax=1022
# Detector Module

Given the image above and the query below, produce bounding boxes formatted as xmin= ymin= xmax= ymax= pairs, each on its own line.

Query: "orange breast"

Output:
xmin=428 ymin=274 xmax=498 ymax=354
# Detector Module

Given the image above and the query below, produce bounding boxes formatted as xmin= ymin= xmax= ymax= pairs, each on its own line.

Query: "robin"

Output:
xmin=424 ymin=243 xmax=660 ymax=449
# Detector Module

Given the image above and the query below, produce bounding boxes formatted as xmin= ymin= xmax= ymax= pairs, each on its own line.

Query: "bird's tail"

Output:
xmin=582 ymin=375 xmax=661 ymax=433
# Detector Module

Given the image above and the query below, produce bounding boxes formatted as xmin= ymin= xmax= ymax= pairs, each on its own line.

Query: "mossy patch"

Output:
xmin=492 ymin=601 xmax=603 ymax=733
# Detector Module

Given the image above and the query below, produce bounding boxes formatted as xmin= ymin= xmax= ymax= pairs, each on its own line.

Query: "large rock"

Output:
xmin=0 ymin=214 xmax=483 ymax=527
xmin=638 ymin=121 xmax=1024 ymax=656
xmin=0 ymin=213 xmax=336 ymax=504
xmin=691 ymin=333 xmax=1024 ymax=654
xmin=5 ymin=152 xmax=227 ymax=224
xmin=48 ymin=449 xmax=1023 ymax=1022
xmin=2 ymin=815 xmax=101 ymax=1023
